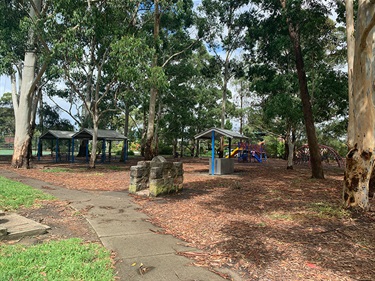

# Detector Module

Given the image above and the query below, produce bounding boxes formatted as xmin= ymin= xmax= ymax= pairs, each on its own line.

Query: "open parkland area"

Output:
xmin=0 ymin=155 xmax=374 ymax=280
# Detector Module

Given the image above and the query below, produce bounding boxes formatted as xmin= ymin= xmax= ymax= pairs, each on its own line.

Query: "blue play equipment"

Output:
xmin=236 ymin=142 xmax=267 ymax=163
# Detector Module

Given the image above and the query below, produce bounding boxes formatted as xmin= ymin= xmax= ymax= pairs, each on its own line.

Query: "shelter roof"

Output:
xmin=40 ymin=130 xmax=75 ymax=140
xmin=72 ymin=128 xmax=127 ymax=141
xmin=194 ymin=127 xmax=248 ymax=140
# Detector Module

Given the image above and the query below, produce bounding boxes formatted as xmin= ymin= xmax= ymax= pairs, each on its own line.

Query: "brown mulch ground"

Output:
xmin=1 ymin=156 xmax=374 ymax=280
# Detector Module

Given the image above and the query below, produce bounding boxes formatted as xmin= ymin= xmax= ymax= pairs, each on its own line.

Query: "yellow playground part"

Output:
xmin=226 ymin=147 xmax=239 ymax=158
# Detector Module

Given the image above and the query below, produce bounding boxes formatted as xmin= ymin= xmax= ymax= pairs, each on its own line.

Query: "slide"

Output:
xmin=226 ymin=147 xmax=239 ymax=158
xmin=252 ymin=152 xmax=262 ymax=163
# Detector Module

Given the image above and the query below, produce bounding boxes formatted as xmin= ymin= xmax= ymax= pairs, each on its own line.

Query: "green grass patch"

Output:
xmin=0 ymin=149 xmax=14 ymax=156
xmin=0 ymin=176 xmax=55 ymax=211
xmin=267 ymin=212 xmax=294 ymax=221
xmin=42 ymin=167 xmax=73 ymax=173
xmin=0 ymin=238 xmax=115 ymax=281
xmin=106 ymin=165 xmax=123 ymax=171
xmin=308 ymin=202 xmax=350 ymax=219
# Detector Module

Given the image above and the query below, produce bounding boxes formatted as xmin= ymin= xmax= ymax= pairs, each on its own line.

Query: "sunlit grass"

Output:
xmin=0 ymin=238 xmax=115 ymax=281
xmin=0 ymin=176 xmax=55 ymax=211
xmin=308 ymin=202 xmax=350 ymax=219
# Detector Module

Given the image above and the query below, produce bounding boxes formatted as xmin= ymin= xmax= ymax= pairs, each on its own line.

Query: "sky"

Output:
xmin=0 ymin=75 xmax=11 ymax=97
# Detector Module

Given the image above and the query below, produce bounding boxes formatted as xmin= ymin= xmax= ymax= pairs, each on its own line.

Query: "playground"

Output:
xmin=0 ymin=156 xmax=374 ymax=280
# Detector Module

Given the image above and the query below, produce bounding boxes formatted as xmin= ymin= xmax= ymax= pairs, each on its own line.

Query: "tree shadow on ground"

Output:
xmin=156 ymin=161 xmax=375 ymax=280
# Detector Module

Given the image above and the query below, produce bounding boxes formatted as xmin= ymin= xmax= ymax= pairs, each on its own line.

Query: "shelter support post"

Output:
xmin=86 ymin=140 xmax=89 ymax=163
xmin=108 ymin=140 xmax=112 ymax=162
xmin=101 ymin=139 xmax=106 ymax=163
xmin=211 ymin=131 xmax=215 ymax=175
xmin=68 ymin=140 xmax=71 ymax=162
xmin=37 ymin=138 xmax=41 ymax=161
xmin=228 ymin=138 xmax=232 ymax=157
xmin=71 ymin=138 xmax=75 ymax=163
xmin=55 ymin=138 xmax=59 ymax=163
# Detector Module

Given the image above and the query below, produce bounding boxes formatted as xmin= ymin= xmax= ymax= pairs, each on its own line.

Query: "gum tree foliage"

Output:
xmin=160 ymin=45 xmax=223 ymax=156
xmin=246 ymin=9 xmax=347 ymax=168
xmin=141 ymin=0 xmax=197 ymax=160
xmin=45 ymin=0 xmax=150 ymax=168
xmin=244 ymin=0 xmax=346 ymax=178
xmin=198 ymin=0 xmax=250 ymax=157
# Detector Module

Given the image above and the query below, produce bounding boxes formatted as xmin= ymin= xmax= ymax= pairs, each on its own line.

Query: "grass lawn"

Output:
xmin=0 ymin=177 xmax=116 ymax=281
xmin=0 ymin=238 xmax=115 ymax=281
xmin=0 ymin=176 xmax=55 ymax=211
xmin=0 ymin=149 xmax=14 ymax=156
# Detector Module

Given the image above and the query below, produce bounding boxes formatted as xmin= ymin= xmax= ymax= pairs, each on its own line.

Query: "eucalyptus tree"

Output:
xmin=197 ymin=0 xmax=250 ymax=157
xmin=160 ymin=44 xmax=222 ymax=156
xmin=343 ymin=0 xmax=375 ymax=211
xmin=46 ymin=0 xmax=146 ymax=167
xmin=198 ymin=0 xmax=249 ymax=128
xmin=141 ymin=0 xmax=197 ymax=160
xmin=0 ymin=0 xmax=52 ymax=168
xmin=245 ymin=0 xmax=345 ymax=178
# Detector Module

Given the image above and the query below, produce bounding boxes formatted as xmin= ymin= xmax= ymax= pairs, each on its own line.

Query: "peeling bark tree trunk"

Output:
xmin=280 ymin=0 xmax=324 ymax=179
xmin=89 ymin=115 xmax=98 ymax=168
xmin=11 ymin=0 xmax=42 ymax=168
xmin=343 ymin=1 xmax=375 ymax=211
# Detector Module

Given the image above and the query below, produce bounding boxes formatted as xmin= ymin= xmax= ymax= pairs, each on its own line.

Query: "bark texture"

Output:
xmin=343 ymin=1 xmax=375 ymax=210
xmin=11 ymin=0 xmax=42 ymax=168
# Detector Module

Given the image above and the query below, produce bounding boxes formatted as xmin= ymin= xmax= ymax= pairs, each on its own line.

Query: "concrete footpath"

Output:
xmin=0 ymin=169 xmax=225 ymax=281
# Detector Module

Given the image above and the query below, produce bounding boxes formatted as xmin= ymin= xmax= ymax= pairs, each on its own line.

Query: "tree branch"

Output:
xmin=28 ymin=60 xmax=48 ymax=96
xmin=47 ymin=95 xmax=82 ymax=126
xmin=360 ymin=4 xmax=375 ymax=50
xmin=162 ymin=40 xmax=199 ymax=68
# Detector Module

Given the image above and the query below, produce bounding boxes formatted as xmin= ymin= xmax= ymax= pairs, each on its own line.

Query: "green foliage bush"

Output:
xmin=158 ymin=143 xmax=173 ymax=155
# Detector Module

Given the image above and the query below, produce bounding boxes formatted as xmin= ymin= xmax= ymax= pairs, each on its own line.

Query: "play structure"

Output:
xmin=195 ymin=128 xmax=249 ymax=175
xmin=226 ymin=141 xmax=267 ymax=163
xmin=294 ymin=144 xmax=344 ymax=168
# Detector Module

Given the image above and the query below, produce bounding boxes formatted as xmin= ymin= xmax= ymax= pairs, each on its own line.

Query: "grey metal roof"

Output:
xmin=40 ymin=130 xmax=75 ymax=140
xmin=194 ymin=127 xmax=248 ymax=140
xmin=72 ymin=128 xmax=127 ymax=141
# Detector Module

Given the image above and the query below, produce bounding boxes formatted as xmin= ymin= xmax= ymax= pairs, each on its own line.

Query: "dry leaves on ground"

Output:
xmin=1 ymin=156 xmax=374 ymax=280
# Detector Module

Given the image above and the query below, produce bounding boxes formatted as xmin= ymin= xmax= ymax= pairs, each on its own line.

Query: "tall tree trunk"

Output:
xmin=144 ymin=0 xmax=160 ymax=160
xmin=11 ymin=0 xmax=42 ymax=168
xmin=346 ymin=0 xmax=355 ymax=149
xmin=153 ymin=101 xmax=162 ymax=156
xmin=286 ymin=129 xmax=295 ymax=170
xmin=343 ymin=1 xmax=375 ymax=211
xmin=38 ymin=87 xmax=44 ymax=156
xmin=280 ymin=0 xmax=324 ymax=179
xmin=120 ymin=102 xmax=129 ymax=162
xmin=89 ymin=111 xmax=99 ymax=168
xmin=140 ymin=107 xmax=147 ymax=157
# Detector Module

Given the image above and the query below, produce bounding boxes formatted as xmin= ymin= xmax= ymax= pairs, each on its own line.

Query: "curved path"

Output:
xmin=0 ymin=169 xmax=225 ymax=281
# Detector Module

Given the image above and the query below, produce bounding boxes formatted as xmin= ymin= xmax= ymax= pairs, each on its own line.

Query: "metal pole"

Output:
xmin=86 ymin=140 xmax=89 ymax=163
xmin=211 ymin=131 xmax=215 ymax=175
xmin=101 ymin=139 xmax=106 ymax=163
xmin=55 ymin=138 xmax=59 ymax=163
xmin=71 ymin=138 xmax=75 ymax=163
